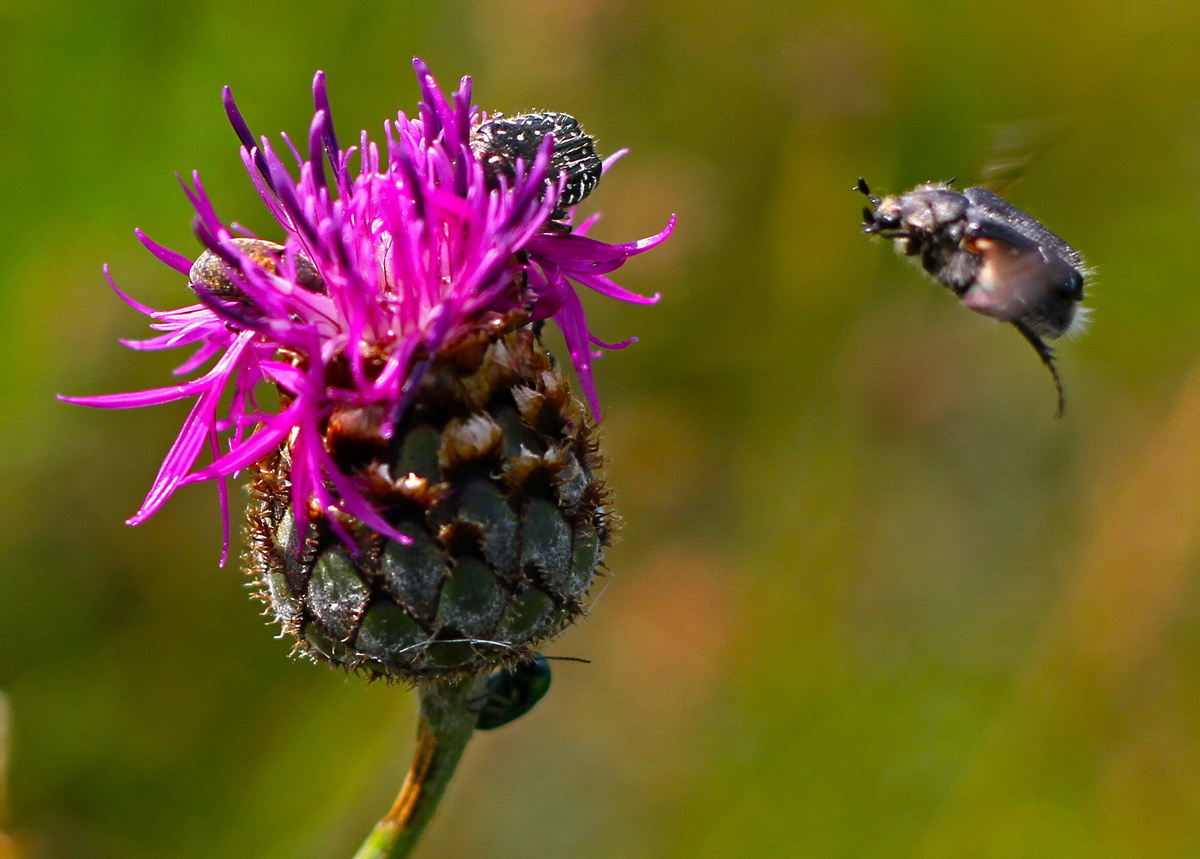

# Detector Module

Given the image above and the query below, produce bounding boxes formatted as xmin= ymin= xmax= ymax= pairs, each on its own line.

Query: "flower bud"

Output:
xmin=248 ymin=323 xmax=610 ymax=679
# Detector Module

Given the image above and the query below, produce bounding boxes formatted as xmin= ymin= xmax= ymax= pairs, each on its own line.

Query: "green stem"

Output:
xmin=353 ymin=677 xmax=484 ymax=859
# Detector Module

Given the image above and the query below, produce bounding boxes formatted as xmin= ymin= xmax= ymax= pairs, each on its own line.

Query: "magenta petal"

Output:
xmin=188 ymin=403 xmax=300 ymax=479
xmin=59 ymin=378 xmax=214 ymax=408
xmin=572 ymin=272 xmax=661 ymax=305
xmin=127 ymin=389 xmax=222 ymax=523
xmin=136 ymin=229 xmax=193 ymax=275
xmin=589 ymin=332 xmax=638 ymax=350
xmin=554 ymin=285 xmax=601 ymax=419
xmin=103 ymin=265 xmax=162 ymax=317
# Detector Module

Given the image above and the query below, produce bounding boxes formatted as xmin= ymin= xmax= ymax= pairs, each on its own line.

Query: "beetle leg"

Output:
xmin=1012 ymin=319 xmax=1065 ymax=417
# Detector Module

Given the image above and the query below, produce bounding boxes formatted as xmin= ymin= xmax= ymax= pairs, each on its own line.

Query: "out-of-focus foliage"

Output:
xmin=6 ymin=1 xmax=1200 ymax=856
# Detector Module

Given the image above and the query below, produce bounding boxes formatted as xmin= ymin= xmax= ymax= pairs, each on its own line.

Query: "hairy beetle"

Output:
xmin=188 ymin=238 xmax=325 ymax=302
xmin=857 ymin=178 xmax=1087 ymax=415
xmin=471 ymin=112 xmax=603 ymax=224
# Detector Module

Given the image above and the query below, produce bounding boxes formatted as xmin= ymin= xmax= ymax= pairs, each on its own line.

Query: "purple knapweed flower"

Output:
xmin=64 ymin=60 xmax=672 ymax=680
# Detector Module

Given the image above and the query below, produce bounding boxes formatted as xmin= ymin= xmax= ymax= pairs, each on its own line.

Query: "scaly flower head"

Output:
xmin=65 ymin=60 xmax=673 ymax=681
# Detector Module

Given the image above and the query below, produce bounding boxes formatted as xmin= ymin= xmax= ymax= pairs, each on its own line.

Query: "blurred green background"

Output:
xmin=6 ymin=1 xmax=1200 ymax=856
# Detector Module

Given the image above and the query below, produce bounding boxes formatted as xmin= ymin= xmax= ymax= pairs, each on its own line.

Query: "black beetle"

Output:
xmin=471 ymin=112 xmax=603 ymax=224
xmin=474 ymin=657 xmax=553 ymax=731
xmin=857 ymin=178 xmax=1087 ymax=416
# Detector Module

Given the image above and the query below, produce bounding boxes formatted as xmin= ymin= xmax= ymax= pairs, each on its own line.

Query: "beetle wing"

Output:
xmin=963 ymin=187 xmax=1085 ymax=294
xmin=959 ymin=214 xmax=1081 ymax=338
xmin=977 ymin=119 xmax=1069 ymax=197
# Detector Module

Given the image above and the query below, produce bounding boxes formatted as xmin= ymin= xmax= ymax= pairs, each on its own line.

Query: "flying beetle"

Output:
xmin=856 ymin=177 xmax=1087 ymax=416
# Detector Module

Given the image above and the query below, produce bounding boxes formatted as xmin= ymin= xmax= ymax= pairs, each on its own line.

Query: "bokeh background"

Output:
xmin=6 ymin=1 xmax=1200 ymax=856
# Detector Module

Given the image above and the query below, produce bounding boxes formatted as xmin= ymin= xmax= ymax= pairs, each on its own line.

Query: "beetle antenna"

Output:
xmin=1012 ymin=320 xmax=1066 ymax=417
xmin=855 ymin=177 xmax=880 ymax=206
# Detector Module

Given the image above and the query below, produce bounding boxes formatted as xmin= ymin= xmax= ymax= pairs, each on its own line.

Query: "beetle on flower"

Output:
xmin=63 ymin=60 xmax=673 ymax=685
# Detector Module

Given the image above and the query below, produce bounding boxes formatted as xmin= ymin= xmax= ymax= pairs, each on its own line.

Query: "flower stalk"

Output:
xmin=353 ymin=679 xmax=486 ymax=859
